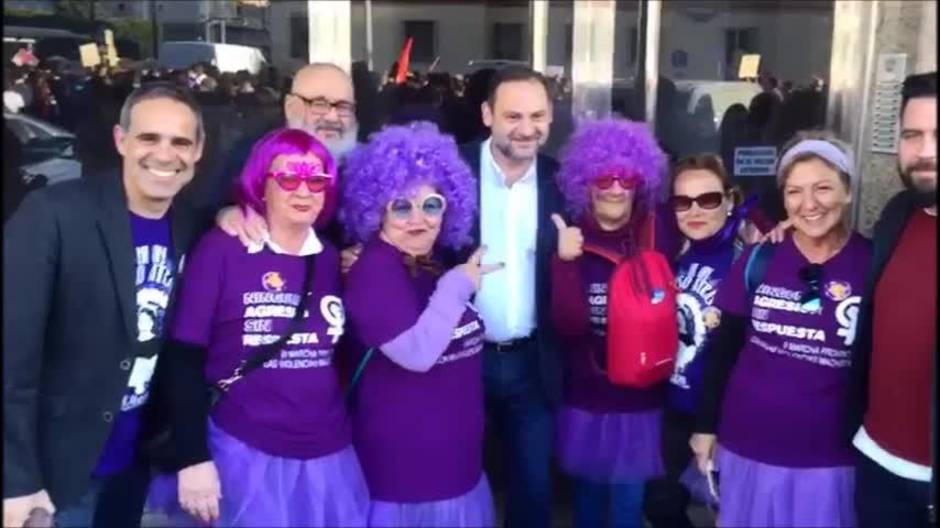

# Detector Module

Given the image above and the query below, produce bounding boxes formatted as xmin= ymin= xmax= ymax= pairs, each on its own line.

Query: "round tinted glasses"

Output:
xmin=670 ymin=192 xmax=725 ymax=212
xmin=387 ymin=194 xmax=447 ymax=221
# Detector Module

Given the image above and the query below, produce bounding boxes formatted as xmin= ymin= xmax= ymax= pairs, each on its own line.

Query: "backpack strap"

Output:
xmin=582 ymin=243 xmax=622 ymax=265
xmin=744 ymin=242 xmax=775 ymax=299
xmin=345 ymin=347 xmax=376 ymax=403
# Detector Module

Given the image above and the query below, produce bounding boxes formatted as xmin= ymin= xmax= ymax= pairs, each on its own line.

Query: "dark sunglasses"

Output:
xmin=267 ymin=171 xmax=332 ymax=193
xmin=670 ymin=192 xmax=725 ymax=212
xmin=798 ymin=263 xmax=823 ymax=308
xmin=593 ymin=174 xmax=638 ymax=190
xmin=387 ymin=194 xmax=447 ymax=220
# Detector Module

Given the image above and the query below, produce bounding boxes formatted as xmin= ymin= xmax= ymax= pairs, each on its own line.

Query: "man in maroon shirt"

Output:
xmin=849 ymin=71 xmax=936 ymax=528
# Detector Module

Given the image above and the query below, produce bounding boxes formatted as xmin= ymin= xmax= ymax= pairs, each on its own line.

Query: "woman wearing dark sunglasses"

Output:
xmin=691 ymin=131 xmax=872 ymax=527
xmin=341 ymin=122 xmax=499 ymax=527
xmin=150 ymin=128 xmax=370 ymax=526
xmin=645 ymin=155 xmax=758 ymax=527
xmin=549 ymin=118 xmax=668 ymax=527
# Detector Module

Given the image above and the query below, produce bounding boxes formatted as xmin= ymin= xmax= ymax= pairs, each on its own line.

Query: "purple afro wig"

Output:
xmin=558 ymin=118 xmax=666 ymax=229
xmin=339 ymin=121 xmax=477 ymax=250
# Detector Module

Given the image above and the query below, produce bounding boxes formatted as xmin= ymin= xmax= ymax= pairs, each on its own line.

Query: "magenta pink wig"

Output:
xmin=557 ymin=118 xmax=666 ymax=234
xmin=236 ymin=127 xmax=338 ymax=229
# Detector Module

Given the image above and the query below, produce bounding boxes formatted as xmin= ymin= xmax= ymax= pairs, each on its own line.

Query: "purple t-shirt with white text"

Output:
xmin=171 ymin=228 xmax=350 ymax=459
xmin=715 ymin=233 xmax=871 ymax=467
xmin=344 ymin=238 xmax=486 ymax=502
xmin=94 ymin=212 xmax=174 ymax=476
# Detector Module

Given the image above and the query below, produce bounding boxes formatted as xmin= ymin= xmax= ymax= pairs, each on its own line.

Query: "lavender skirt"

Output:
xmin=367 ymin=474 xmax=495 ymax=528
xmin=555 ymin=406 xmax=664 ymax=483
xmin=717 ymin=447 xmax=855 ymax=528
xmin=147 ymin=419 xmax=370 ymax=527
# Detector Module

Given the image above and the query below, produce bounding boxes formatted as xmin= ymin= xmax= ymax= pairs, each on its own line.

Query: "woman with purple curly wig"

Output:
xmin=341 ymin=121 xmax=499 ymax=527
xmin=549 ymin=118 xmax=669 ymax=527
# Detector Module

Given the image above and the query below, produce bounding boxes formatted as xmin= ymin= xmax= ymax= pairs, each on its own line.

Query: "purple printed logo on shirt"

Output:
xmin=702 ymin=306 xmax=721 ymax=330
xmin=824 ymin=280 xmax=851 ymax=302
xmin=262 ymin=271 xmax=286 ymax=292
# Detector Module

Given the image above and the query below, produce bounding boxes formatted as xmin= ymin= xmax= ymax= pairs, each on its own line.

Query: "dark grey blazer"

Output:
xmin=3 ymin=173 xmax=207 ymax=508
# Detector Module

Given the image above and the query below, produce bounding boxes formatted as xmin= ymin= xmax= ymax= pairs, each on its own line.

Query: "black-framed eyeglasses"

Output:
xmin=798 ymin=263 xmax=823 ymax=309
xmin=289 ymin=93 xmax=356 ymax=118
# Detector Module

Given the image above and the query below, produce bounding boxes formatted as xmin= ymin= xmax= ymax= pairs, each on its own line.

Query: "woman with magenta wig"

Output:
xmin=342 ymin=121 xmax=499 ymax=527
xmin=151 ymin=127 xmax=369 ymax=527
xmin=549 ymin=118 xmax=668 ymax=527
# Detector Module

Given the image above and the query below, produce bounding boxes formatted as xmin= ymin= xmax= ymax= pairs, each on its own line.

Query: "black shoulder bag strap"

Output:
xmin=210 ymin=253 xmax=316 ymax=405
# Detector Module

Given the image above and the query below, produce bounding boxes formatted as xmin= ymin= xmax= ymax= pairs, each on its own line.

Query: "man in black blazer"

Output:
xmin=456 ymin=67 xmax=564 ymax=528
xmin=3 ymin=82 xmax=209 ymax=528
xmin=848 ymin=71 xmax=936 ymax=528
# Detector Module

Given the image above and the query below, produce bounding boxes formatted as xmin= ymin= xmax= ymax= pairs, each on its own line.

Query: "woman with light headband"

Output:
xmin=549 ymin=118 xmax=668 ymax=527
xmin=690 ymin=131 xmax=872 ymax=527
xmin=150 ymin=128 xmax=370 ymax=527
xmin=341 ymin=122 xmax=498 ymax=527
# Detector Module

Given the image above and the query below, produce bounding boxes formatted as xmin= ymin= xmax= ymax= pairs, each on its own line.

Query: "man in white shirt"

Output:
xmin=456 ymin=66 xmax=565 ymax=528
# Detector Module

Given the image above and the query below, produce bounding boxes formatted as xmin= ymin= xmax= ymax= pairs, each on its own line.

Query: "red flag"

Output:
xmin=394 ymin=37 xmax=414 ymax=84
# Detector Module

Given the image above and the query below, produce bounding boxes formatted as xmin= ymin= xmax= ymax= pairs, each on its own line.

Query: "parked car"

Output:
xmin=4 ymin=112 xmax=82 ymax=186
xmin=159 ymin=41 xmax=267 ymax=74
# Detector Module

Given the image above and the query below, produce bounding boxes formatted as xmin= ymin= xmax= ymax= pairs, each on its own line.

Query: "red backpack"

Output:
xmin=582 ymin=218 xmax=678 ymax=388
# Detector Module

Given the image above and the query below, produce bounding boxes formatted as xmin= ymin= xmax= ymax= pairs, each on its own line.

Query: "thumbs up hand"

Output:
xmin=552 ymin=214 xmax=584 ymax=262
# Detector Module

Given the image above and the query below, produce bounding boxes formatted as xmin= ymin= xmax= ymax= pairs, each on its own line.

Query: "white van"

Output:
xmin=158 ymin=41 xmax=267 ymax=74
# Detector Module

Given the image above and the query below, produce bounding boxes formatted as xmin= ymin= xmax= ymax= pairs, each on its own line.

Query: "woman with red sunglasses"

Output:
xmin=549 ymin=118 xmax=669 ymax=527
xmin=340 ymin=122 xmax=500 ymax=527
xmin=150 ymin=128 xmax=370 ymax=526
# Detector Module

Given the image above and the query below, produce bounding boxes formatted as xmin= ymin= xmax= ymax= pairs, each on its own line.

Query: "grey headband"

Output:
xmin=776 ymin=139 xmax=854 ymax=187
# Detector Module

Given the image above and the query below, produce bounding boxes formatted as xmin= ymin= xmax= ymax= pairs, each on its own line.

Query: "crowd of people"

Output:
xmin=2 ymin=57 xmax=936 ymax=528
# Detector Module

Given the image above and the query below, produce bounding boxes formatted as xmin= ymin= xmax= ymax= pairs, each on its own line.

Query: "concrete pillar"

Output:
xmin=856 ymin=0 xmax=937 ymax=235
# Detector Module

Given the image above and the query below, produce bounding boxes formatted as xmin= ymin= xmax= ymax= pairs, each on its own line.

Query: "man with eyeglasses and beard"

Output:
xmin=849 ymin=71 xmax=937 ymax=528
xmin=213 ymin=63 xmax=359 ymax=248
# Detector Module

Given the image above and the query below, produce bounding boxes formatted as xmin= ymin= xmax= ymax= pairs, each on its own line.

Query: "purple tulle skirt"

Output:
xmin=717 ymin=446 xmax=855 ymax=528
xmin=147 ymin=419 xmax=370 ymax=527
xmin=555 ymin=406 xmax=664 ymax=483
xmin=367 ymin=473 xmax=495 ymax=528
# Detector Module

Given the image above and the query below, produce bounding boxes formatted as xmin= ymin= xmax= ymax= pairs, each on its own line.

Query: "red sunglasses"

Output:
xmin=267 ymin=171 xmax=332 ymax=193
xmin=593 ymin=174 xmax=638 ymax=190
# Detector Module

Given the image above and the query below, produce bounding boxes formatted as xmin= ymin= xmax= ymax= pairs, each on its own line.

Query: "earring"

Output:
xmin=726 ymin=208 xmax=733 ymax=217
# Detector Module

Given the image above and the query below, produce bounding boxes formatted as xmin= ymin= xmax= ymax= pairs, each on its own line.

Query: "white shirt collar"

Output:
xmin=246 ymin=228 xmax=323 ymax=256
xmin=482 ymin=137 xmax=537 ymax=188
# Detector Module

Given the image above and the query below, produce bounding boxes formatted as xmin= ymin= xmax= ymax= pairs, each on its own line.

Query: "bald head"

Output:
xmin=291 ymin=63 xmax=353 ymax=96
xmin=285 ymin=62 xmax=358 ymax=160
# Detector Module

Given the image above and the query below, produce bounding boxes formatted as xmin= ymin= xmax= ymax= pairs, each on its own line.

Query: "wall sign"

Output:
xmin=734 ymin=146 xmax=778 ymax=177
